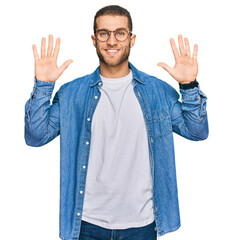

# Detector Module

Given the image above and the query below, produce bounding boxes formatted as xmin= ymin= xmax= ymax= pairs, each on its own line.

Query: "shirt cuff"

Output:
xmin=30 ymin=77 xmax=55 ymax=99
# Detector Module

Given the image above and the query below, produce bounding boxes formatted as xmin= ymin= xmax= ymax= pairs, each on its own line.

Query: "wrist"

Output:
xmin=179 ymin=79 xmax=199 ymax=90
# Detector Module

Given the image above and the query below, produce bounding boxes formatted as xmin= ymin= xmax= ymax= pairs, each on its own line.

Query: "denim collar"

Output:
xmin=89 ymin=62 xmax=145 ymax=87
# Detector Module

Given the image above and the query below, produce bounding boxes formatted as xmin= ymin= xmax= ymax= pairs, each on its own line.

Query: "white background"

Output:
xmin=0 ymin=0 xmax=232 ymax=239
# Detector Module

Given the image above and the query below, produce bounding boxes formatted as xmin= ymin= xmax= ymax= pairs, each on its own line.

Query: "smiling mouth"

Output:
xmin=105 ymin=49 xmax=120 ymax=55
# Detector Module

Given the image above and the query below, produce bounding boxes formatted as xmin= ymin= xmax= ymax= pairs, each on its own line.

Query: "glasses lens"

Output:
xmin=115 ymin=29 xmax=129 ymax=41
xmin=95 ymin=28 xmax=130 ymax=42
xmin=96 ymin=30 xmax=109 ymax=41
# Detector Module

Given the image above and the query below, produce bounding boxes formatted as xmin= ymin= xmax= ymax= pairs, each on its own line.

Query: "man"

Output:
xmin=25 ymin=5 xmax=208 ymax=240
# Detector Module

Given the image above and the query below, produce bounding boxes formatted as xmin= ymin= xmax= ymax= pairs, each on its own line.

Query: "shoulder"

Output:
xmin=57 ymin=73 xmax=92 ymax=95
xmin=136 ymin=67 xmax=178 ymax=96
xmin=131 ymin=62 xmax=173 ymax=89
xmin=131 ymin=66 xmax=180 ymax=106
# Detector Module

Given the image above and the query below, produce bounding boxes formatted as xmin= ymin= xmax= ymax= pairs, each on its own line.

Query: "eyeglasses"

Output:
xmin=94 ymin=28 xmax=132 ymax=42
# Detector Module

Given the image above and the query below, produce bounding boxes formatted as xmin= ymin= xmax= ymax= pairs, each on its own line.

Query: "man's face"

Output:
xmin=92 ymin=15 xmax=136 ymax=67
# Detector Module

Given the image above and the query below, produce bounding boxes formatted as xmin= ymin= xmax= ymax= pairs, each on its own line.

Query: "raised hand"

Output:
xmin=158 ymin=35 xmax=198 ymax=84
xmin=32 ymin=34 xmax=73 ymax=82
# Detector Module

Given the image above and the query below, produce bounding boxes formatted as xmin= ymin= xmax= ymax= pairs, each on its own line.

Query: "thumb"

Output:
xmin=59 ymin=59 xmax=73 ymax=74
xmin=157 ymin=62 xmax=172 ymax=74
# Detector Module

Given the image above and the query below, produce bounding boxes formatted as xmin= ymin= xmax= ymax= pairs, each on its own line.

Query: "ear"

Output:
xmin=130 ymin=34 xmax=136 ymax=48
xmin=91 ymin=35 xmax=97 ymax=48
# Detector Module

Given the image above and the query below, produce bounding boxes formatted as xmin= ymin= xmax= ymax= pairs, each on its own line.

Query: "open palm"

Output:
xmin=158 ymin=35 xmax=198 ymax=84
xmin=33 ymin=35 xmax=73 ymax=82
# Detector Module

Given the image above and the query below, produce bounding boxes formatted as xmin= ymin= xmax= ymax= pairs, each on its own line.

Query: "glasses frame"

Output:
xmin=94 ymin=28 xmax=132 ymax=42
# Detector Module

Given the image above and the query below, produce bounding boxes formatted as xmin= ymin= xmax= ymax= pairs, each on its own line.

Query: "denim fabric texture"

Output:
xmin=25 ymin=62 xmax=208 ymax=239
xmin=79 ymin=220 xmax=157 ymax=240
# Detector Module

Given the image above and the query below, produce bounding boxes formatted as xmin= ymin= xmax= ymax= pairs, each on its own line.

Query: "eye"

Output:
xmin=100 ymin=32 xmax=108 ymax=36
xmin=117 ymin=31 xmax=125 ymax=36
xmin=98 ymin=30 xmax=109 ymax=36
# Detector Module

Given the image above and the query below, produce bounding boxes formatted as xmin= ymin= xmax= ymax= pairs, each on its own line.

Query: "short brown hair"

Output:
xmin=93 ymin=5 xmax=133 ymax=32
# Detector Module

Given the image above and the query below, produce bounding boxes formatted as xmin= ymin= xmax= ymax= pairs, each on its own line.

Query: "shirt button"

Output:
xmin=80 ymin=190 xmax=83 ymax=194
xmin=87 ymin=118 xmax=91 ymax=121
xmin=86 ymin=141 xmax=89 ymax=145
xmin=77 ymin=212 xmax=80 ymax=216
xmin=83 ymin=165 xmax=86 ymax=169
xmin=98 ymin=82 xmax=101 ymax=85
xmin=94 ymin=96 xmax=98 ymax=99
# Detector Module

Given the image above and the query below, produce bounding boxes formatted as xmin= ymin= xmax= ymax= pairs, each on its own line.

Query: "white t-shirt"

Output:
xmin=82 ymin=70 xmax=154 ymax=229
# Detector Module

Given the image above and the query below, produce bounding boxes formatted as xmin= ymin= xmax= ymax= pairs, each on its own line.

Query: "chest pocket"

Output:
xmin=152 ymin=108 xmax=172 ymax=137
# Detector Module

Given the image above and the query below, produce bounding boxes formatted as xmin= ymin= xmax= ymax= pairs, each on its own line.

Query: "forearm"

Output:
xmin=25 ymin=79 xmax=60 ymax=147
xmin=172 ymin=84 xmax=208 ymax=141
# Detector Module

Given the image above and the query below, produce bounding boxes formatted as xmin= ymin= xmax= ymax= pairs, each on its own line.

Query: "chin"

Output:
xmin=104 ymin=59 xmax=123 ymax=67
xmin=100 ymin=55 xmax=129 ymax=68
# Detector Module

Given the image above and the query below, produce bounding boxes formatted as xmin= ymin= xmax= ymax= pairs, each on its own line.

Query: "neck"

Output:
xmin=99 ymin=60 xmax=130 ymax=78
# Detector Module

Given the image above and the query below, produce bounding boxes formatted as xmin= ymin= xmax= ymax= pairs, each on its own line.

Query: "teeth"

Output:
xmin=107 ymin=50 xmax=118 ymax=52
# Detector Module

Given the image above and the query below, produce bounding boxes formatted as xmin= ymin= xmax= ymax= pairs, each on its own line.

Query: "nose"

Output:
xmin=106 ymin=31 xmax=118 ymax=45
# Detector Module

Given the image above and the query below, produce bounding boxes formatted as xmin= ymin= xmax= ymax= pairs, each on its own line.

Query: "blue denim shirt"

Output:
xmin=25 ymin=62 xmax=208 ymax=239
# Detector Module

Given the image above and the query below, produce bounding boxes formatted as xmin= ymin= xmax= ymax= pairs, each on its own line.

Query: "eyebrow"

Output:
xmin=95 ymin=27 xmax=128 ymax=32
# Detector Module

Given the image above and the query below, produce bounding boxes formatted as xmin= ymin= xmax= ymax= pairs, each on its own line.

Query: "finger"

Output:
xmin=53 ymin=37 xmax=61 ymax=58
xmin=170 ymin=38 xmax=179 ymax=61
xmin=157 ymin=62 xmax=173 ymax=74
xmin=32 ymin=44 xmax=39 ymax=61
xmin=41 ymin=37 xmax=46 ymax=58
xmin=184 ymin=38 xmax=191 ymax=57
xmin=192 ymin=44 xmax=198 ymax=61
xmin=47 ymin=34 xmax=53 ymax=56
xmin=59 ymin=59 xmax=73 ymax=74
xmin=178 ymin=34 xmax=185 ymax=56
